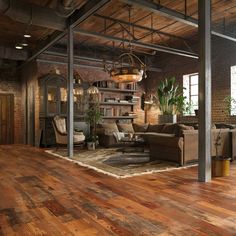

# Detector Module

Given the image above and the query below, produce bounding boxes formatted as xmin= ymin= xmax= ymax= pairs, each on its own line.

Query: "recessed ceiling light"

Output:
xmin=24 ymin=33 xmax=31 ymax=38
xmin=15 ymin=44 xmax=23 ymax=50
xmin=21 ymin=40 xmax=28 ymax=47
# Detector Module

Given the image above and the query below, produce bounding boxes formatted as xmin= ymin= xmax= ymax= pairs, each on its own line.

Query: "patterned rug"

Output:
xmin=46 ymin=148 xmax=195 ymax=179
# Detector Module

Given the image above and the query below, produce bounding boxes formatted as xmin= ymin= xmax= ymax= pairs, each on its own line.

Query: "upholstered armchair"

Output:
xmin=52 ymin=115 xmax=85 ymax=149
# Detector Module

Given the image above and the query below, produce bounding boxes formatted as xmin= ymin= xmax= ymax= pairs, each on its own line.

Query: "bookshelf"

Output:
xmin=93 ymin=80 xmax=139 ymax=122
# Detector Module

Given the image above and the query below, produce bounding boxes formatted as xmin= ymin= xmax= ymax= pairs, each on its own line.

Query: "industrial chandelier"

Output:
xmin=109 ymin=6 xmax=146 ymax=83
xmin=110 ymin=52 xmax=146 ymax=83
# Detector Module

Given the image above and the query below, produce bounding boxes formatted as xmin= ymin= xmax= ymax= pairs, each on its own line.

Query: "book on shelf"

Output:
xmin=125 ymin=95 xmax=139 ymax=103
xmin=119 ymin=100 xmax=129 ymax=103
xmin=128 ymin=112 xmax=136 ymax=116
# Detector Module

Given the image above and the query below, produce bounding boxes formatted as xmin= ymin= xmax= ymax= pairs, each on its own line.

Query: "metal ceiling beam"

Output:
xmin=68 ymin=0 xmax=111 ymax=28
xmin=122 ymin=0 xmax=236 ymax=42
xmin=21 ymin=0 xmax=111 ymax=67
xmin=37 ymin=58 xmax=112 ymax=70
xmin=43 ymin=50 xmax=162 ymax=72
xmin=74 ymin=29 xmax=199 ymax=59
xmin=94 ymin=14 xmax=188 ymax=42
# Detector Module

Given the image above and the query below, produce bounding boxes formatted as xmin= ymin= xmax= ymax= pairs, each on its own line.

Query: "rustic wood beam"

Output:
xmin=198 ymin=0 xmax=212 ymax=182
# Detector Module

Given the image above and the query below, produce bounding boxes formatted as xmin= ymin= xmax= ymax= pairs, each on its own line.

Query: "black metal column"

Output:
xmin=67 ymin=26 xmax=74 ymax=158
xmin=198 ymin=0 xmax=212 ymax=182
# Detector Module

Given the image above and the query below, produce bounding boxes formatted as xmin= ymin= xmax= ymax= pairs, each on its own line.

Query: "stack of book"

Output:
xmin=131 ymin=95 xmax=139 ymax=103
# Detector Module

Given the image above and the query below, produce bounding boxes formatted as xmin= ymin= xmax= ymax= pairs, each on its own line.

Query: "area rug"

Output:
xmin=46 ymin=148 xmax=196 ymax=179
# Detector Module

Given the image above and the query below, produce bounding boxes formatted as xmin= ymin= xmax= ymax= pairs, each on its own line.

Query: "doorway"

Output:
xmin=0 ymin=94 xmax=14 ymax=144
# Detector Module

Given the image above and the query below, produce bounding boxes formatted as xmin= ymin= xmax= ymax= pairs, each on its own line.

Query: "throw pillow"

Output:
xmin=147 ymin=124 xmax=164 ymax=133
xmin=133 ymin=123 xmax=149 ymax=132
xmin=117 ymin=123 xmax=134 ymax=133
xmin=113 ymin=132 xmax=125 ymax=142
xmin=101 ymin=123 xmax=119 ymax=135
xmin=160 ymin=123 xmax=175 ymax=134
xmin=177 ymin=124 xmax=194 ymax=136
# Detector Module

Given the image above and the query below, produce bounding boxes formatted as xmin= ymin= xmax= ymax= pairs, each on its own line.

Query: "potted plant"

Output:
xmin=157 ymin=77 xmax=186 ymax=123
xmin=85 ymin=101 xmax=102 ymax=150
xmin=86 ymin=134 xmax=98 ymax=150
xmin=223 ymin=95 xmax=236 ymax=122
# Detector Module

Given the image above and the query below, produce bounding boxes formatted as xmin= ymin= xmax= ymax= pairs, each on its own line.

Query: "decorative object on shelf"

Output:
xmin=87 ymin=84 xmax=99 ymax=95
xmin=157 ymin=77 xmax=187 ymax=123
xmin=73 ymin=73 xmax=84 ymax=96
xmin=110 ymin=52 xmax=146 ymax=83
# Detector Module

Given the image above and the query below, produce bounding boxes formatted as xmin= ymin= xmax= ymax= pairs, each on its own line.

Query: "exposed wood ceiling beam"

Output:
xmin=74 ymin=29 xmax=199 ymax=59
xmin=122 ymin=0 xmax=236 ymax=42
xmin=21 ymin=0 xmax=111 ymax=67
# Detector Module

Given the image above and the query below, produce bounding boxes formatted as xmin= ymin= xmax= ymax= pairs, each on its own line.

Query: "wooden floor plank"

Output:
xmin=0 ymin=145 xmax=236 ymax=236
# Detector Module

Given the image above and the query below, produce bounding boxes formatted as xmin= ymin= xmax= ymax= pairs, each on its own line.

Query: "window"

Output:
xmin=230 ymin=65 xmax=236 ymax=115
xmin=183 ymin=73 xmax=199 ymax=115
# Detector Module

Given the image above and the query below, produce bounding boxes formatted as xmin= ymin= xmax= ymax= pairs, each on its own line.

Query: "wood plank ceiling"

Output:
xmin=0 ymin=0 xmax=236 ymax=65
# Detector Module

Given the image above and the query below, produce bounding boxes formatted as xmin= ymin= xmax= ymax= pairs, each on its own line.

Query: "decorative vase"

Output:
xmin=212 ymin=156 xmax=231 ymax=177
xmin=158 ymin=114 xmax=177 ymax=124
xmin=87 ymin=142 xmax=96 ymax=150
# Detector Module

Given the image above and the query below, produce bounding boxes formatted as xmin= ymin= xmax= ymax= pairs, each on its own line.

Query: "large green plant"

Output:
xmin=157 ymin=77 xmax=186 ymax=115
xmin=223 ymin=95 xmax=236 ymax=117
xmin=85 ymin=101 xmax=102 ymax=140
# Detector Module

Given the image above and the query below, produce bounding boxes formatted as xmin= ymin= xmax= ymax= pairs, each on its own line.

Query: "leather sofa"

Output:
xmin=97 ymin=122 xmax=232 ymax=166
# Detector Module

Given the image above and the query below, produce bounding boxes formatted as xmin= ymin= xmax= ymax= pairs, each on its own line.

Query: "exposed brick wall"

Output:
xmin=145 ymin=36 xmax=236 ymax=124
xmin=0 ymin=69 xmax=24 ymax=143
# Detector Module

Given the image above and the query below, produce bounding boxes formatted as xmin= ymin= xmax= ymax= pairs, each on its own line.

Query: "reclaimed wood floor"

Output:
xmin=0 ymin=145 xmax=236 ymax=236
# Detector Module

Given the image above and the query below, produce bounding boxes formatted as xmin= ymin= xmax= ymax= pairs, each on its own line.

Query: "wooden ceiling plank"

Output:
xmin=122 ymin=0 xmax=236 ymax=42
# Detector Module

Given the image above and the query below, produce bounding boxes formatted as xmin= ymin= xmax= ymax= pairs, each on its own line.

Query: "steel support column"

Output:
xmin=67 ymin=26 xmax=74 ymax=158
xmin=198 ymin=0 xmax=212 ymax=182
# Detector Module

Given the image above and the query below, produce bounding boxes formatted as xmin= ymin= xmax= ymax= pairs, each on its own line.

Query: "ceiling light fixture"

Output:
xmin=87 ymin=85 xmax=99 ymax=95
xmin=73 ymin=73 xmax=84 ymax=96
xmin=23 ymin=33 xmax=31 ymax=38
xmin=21 ymin=39 xmax=28 ymax=47
xmin=110 ymin=52 xmax=146 ymax=83
xmin=15 ymin=44 xmax=23 ymax=50
xmin=110 ymin=6 xmax=146 ymax=83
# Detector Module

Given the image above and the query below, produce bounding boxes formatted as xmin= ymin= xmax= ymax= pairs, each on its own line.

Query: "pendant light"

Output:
xmin=110 ymin=6 xmax=146 ymax=83
xmin=73 ymin=73 xmax=84 ymax=96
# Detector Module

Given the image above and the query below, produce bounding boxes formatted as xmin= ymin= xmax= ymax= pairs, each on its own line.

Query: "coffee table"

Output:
xmin=118 ymin=136 xmax=146 ymax=153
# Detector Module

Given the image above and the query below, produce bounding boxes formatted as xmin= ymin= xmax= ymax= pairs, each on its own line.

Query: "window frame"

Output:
xmin=183 ymin=73 xmax=199 ymax=116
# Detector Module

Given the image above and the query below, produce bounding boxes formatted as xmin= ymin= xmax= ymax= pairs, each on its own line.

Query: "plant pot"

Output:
xmin=87 ymin=142 xmax=96 ymax=150
xmin=212 ymin=156 xmax=231 ymax=177
xmin=194 ymin=109 xmax=198 ymax=116
xmin=158 ymin=114 xmax=177 ymax=124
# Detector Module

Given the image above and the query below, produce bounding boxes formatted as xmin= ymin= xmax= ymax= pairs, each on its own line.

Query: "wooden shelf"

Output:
xmin=100 ymin=102 xmax=136 ymax=106
xmin=102 ymin=116 xmax=137 ymax=119
xmin=98 ymin=87 xmax=137 ymax=93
